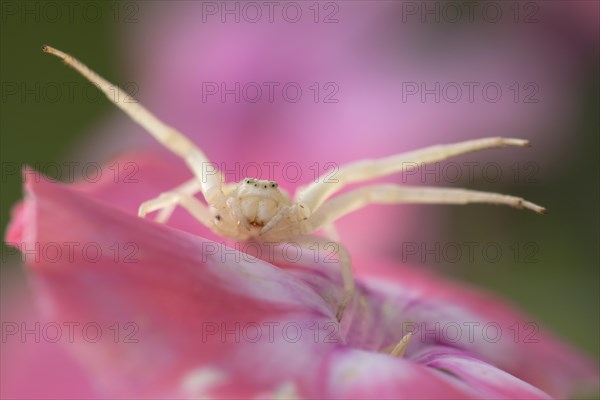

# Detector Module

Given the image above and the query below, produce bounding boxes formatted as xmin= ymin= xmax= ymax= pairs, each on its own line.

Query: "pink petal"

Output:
xmin=275 ymin=252 xmax=598 ymax=398
xmin=414 ymin=346 xmax=551 ymax=399
xmin=351 ymin=260 xmax=600 ymax=398
xmin=6 ymin=171 xmax=342 ymax=398
xmin=315 ymin=347 xmax=477 ymax=399
xmin=0 ymin=272 xmax=97 ymax=399
xmin=6 ymin=167 xmax=597 ymax=399
xmin=69 ymin=151 xmax=210 ymax=237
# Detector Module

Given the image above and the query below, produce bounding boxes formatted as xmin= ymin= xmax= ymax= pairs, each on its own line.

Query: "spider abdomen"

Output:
xmin=240 ymin=197 xmax=278 ymax=227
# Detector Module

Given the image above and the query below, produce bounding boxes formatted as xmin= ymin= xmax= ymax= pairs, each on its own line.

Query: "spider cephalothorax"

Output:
xmin=218 ymin=178 xmax=290 ymax=234
xmin=210 ymin=178 xmax=312 ymax=242
xmin=43 ymin=45 xmax=545 ymax=322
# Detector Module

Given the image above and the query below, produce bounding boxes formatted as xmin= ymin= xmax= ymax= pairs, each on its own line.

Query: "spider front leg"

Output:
xmin=297 ymin=137 xmax=530 ymax=212
xmin=43 ymin=45 xmax=224 ymax=205
xmin=139 ymin=178 xmax=202 ymax=223
xmin=307 ymin=184 xmax=545 ymax=231
xmin=322 ymin=223 xmax=340 ymax=242
xmin=139 ymin=189 xmax=213 ymax=227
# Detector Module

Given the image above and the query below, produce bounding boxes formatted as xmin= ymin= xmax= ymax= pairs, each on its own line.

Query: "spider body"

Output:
xmin=43 ymin=45 xmax=545 ymax=322
xmin=214 ymin=178 xmax=298 ymax=240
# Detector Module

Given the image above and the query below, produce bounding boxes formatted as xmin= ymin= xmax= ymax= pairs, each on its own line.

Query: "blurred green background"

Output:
xmin=1 ymin=0 xmax=598 ymax=365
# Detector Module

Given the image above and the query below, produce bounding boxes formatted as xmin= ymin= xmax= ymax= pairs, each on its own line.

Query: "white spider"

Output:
xmin=43 ymin=45 xmax=545 ymax=322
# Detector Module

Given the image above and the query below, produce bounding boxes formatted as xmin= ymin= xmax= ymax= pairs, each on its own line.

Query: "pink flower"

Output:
xmin=3 ymin=164 xmax=598 ymax=399
xmin=3 ymin=3 xmax=598 ymax=398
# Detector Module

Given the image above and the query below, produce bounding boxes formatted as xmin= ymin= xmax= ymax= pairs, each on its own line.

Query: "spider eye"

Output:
xmin=271 ymin=183 xmax=277 ymax=188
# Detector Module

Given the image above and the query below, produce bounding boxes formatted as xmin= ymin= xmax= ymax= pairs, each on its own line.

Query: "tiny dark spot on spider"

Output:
xmin=300 ymin=205 xmax=304 ymax=208
xmin=271 ymin=183 xmax=276 ymax=188
xmin=215 ymin=215 xmax=221 ymax=221
xmin=254 ymin=184 xmax=257 ymax=187
xmin=263 ymin=185 xmax=267 ymax=189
